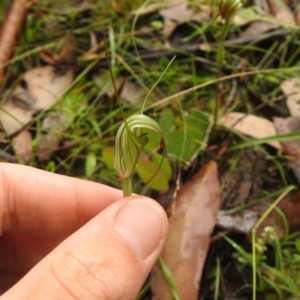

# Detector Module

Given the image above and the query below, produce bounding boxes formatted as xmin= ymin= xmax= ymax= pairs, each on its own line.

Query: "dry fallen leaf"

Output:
xmin=242 ymin=21 xmax=279 ymax=38
xmin=254 ymin=190 xmax=300 ymax=239
xmin=220 ymin=147 xmax=266 ymax=209
xmin=162 ymin=19 xmax=177 ymax=38
xmin=280 ymin=77 xmax=300 ymax=117
xmin=12 ymin=129 xmax=32 ymax=163
xmin=0 ymin=39 xmax=74 ymax=137
xmin=274 ymin=116 xmax=300 ymax=183
xmin=94 ymin=74 xmax=146 ymax=108
xmin=131 ymin=0 xmax=183 ymax=16
xmin=241 ymin=0 xmax=277 ymax=37
xmin=0 ymin=101 xmax=32 ymax=135
xmin=19 ymin=66 xmax=74 ymax=111
xmin=242 ymin=0 xmax=295 ymax=38
xmin=131 ymin=2 xmax=166 ymax=15
xmin=160 ymin=2 xmax=201 ymax=23
xmin=220 ymin=112 xmax=282 ymax=150
xmin=152 ymin=160 xmax=220 ymax=300
xmin=159 ymin=2 xmax=209 ymax=38
xmin=0 ymin=65 xmax=73 ymax=135
xmin=270 ymin=0 xmax=296 ymax=26
xmin=296 ymin=5 xmax=300 ymax=26
xmin=36 ymin=113 xmax=70 ymax=161
xmin=253 ymin=0 xmax=269 ymax=12
xmin=39 ymin=37 xmax=75 ymax=66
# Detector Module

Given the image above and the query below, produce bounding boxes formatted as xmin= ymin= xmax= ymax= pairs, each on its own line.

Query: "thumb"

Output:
xmin=2 ymin=196 xmax=168 ymax=300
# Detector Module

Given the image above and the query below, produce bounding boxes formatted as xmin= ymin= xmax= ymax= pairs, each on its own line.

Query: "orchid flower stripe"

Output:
xmin=114 ymin=114 xmax=165 ymax=182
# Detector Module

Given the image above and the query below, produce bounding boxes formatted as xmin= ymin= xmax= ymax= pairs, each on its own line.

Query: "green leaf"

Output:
xmin=46 ymin=161 xmax=56 ymax=173
xmin=136 ymin=160 xmax=169 ymax=191
xmin=165 ymin=110 xmax=209 ymax=162
xmin=85 ymin=152 xmax=97 ymax=177
xmin=142 ymin=130 xmax=160 ymax=154
xmin=89 ymin=119 xmax=102 ymax=136
xmin=102 ymin=147 xmax=115 ymax=169
xmin=295 ymin=238 xmax=300 ymax=253
xmin=152 ymin=153 xmax=172 ymax=180
xmin=166 ymin=131 xmax=198 ymax=161
xmin=158 ymin=108 xmax=175 ymax=136
xmin=186 ymin=110 xmax=209 ymax=141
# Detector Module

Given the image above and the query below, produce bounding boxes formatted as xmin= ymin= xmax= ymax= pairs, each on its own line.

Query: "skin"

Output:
xmin=0 ymin=163 xmax=169 ymax=300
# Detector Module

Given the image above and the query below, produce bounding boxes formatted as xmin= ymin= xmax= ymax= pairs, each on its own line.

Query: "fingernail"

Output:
xmin=114 ymin=200 xmax=164 ymax=259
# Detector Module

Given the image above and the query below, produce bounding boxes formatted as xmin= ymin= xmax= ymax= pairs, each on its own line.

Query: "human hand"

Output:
xmin=0 ymin=163 xmax=168 ymax=299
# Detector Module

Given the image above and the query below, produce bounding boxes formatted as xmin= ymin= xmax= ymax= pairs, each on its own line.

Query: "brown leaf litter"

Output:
xmin=152 ymin=161 xmax=220 ymax=300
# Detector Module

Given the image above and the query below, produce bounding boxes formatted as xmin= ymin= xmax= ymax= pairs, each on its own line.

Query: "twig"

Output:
xmin=0 ymin=0 xmax=30 ymax=88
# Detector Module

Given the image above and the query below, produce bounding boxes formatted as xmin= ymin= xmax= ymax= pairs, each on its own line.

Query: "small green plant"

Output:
xmin=110 ymin=53 xmax=176 ymax=197
xmin=222 ymin=186 xmax=298 ymax=299
xmin=213 ymin=0 xmax=242 ymax=127
xmin=217 ymin=0 xmax=242 ymax=69
xmin=251 ymin=185 xmax=296 ymax=300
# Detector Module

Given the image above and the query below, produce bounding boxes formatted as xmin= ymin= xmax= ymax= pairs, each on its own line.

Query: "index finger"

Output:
xmin=0 ymin=163 xmax=122 ymax=237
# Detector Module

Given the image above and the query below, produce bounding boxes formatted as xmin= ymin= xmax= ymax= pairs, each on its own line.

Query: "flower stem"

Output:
xmin=213 ymin=17 xmax=231 ymax=131
xmin=122 ymin=177 xmax=132 ymax=197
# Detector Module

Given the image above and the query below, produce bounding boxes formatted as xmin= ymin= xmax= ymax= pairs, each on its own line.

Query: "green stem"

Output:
xmin=213 ymin=17 xmax=232 ymax=131
xmin=122 ymin=177 xmax=132 ymax=197
xmin=216 ymin=34 xmax=225 ymax=73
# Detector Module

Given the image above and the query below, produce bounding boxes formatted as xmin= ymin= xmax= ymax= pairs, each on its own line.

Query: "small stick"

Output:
xmin=0 ymin=0 xmax=30 ymax=87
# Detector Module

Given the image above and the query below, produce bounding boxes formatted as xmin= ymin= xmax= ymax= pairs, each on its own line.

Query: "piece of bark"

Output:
xmin=152 ymin=161 xmax=220 ymax=300
xmin=220 ymin=147 xmax=266 ymax=209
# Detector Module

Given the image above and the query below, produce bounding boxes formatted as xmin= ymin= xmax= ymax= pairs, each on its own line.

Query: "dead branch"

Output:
xmin=0 ymin=0 xmax=30 ymax=88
